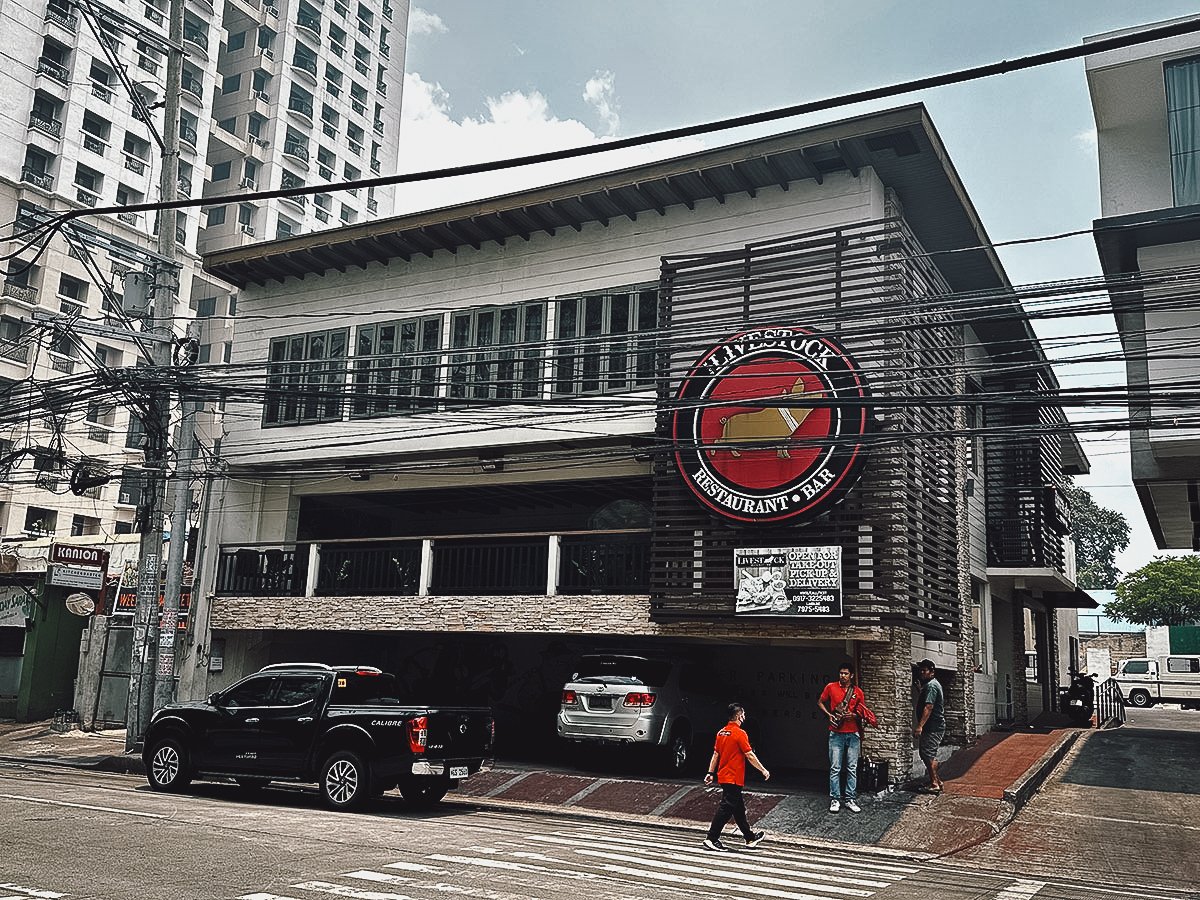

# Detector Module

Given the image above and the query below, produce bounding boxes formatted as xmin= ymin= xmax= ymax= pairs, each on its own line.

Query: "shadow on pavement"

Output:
xmin=1061 ymin=727 xmax=1200 ymax=794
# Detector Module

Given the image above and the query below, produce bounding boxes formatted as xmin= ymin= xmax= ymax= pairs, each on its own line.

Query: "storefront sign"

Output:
xmin=107 ymin=563 xmax=191 ymax=630
xmin=0 ymin=586 xmax=32 ymax=628
xmin=672 ymin=326 xmax=871 ymax=525
xmin=734 ymin=545 xmax=843 ymax=617
xmin=47 ymin=564 xmax=105 ymax=590
xmin=50 ymin=545 xmax=109 ymax=568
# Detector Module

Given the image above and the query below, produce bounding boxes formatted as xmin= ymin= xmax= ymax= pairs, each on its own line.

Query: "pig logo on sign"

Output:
xmin=709 ymin=378 xmax=824 ymax=459
xmin=672 ymin=326 xmax=871 ymax=525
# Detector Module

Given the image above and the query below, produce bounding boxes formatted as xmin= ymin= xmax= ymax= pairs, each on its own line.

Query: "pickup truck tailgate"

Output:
xmin=425 ymin=707 xmax=494 ymax=759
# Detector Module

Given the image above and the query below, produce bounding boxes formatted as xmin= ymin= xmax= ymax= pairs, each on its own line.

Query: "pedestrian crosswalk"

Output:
xmin=237 ymin=818 xmax=919 ymax=900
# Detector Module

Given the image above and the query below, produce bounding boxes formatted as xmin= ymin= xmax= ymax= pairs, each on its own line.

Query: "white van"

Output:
xmin=1114 ymin=655 xmax=1200 ymax=708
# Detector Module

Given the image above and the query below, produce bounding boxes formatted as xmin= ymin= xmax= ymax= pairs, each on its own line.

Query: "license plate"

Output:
xmin=450 ymin=766 xmax=468 ymax=779
xmin=589 ymin=695 xmax=613 ymax=709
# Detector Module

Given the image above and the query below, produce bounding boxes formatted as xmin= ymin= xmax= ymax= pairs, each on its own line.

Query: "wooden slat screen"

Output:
xmin=650 ymin=215 xmax=964 ymax=639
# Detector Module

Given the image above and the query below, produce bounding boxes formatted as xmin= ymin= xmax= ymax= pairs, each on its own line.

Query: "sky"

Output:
xmin=394 ymin=0 xmax=1200 ymax=576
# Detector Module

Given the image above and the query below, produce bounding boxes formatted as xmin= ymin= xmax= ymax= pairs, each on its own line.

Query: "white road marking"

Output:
xmin=0 ymin=794 xmax=167 ymax=819
xmin=994 ymin=880 xmax=1045 ymax=900
xmin=292 ymin=882 xmax=416 ymax=900
xmin=238 ymin=894 xmax=305 ymax=900
xmin=428 ymin=855 xmax=600 ymax=880
xmin=566 ymin=859 xmax=842 ymax=900
xmin=0 ymin=891 xmax=65 ymax=900
xmin=571 ymin=847 xmax=878 ymax=896
xmin=342 ymin=872 xmax=411 ymax=885
xmin=345 ymin=871 xmax=550 ymax=900
xmin=382 ymin=861 xmax=452 ymax=875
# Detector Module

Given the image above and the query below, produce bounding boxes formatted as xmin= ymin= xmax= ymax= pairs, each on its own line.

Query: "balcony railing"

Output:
xmin=50 ymin=354 xmax=76 ymax=374
xmin=3 ymin=281 xmax=37 ymax=304
xmin=369 ymin=159 xmax=380 ymax=175
xmin=366 ymin=197 xmax=377 ymax=213
xmin=0 ymin=340 xmax=30 ymax=363
xmin=91 ymin=82 xmax=113 ymax=102
xmin=182 ymin=77 xmax=203 ymax=98
xmin=117 ymin=210 xmax=138 ymax=225
xmin=86 ymin=424 xmax=113 ymax=443
xmin=322 ymin=121 xmax=337 ymax=138
xmin=75 ymin=186 xmax=100 ymax=207
xmin=288 ymin=97 xmax=314 ymax=118
xmin=178 ymin=175 xmax=192 ymax=197
xmin=144 ymin=4 xmax=164 ymax=25
xmin=45 ymin=8 xmax=78 ymax=29
xmin=314 ymin=208 xmax=329 ymax=223
xmin=214 ymin=530 xmax=651 ymax=598
xmin=382 ymin=3 xmax=392 ymax=20
xmin=373 ymin=119 xmax=384 ymax=135
xmin=180 ymin=124 xmax=199 ymax=146
xmin=283 ymin=140 xmax=310 ymax=161
xmin=21 ymin=168 xmax=54 ymax=190
xmin=297 ymin=13 xmax=321 ymax=34
xmin=329 ymin=40 xmax=344 ymax=58
xmin=351 ymin=98 xmax=366 ymax=115
xmin=354 ymin=58 xmax=368 ymax=76
xmin=82 ymin=134 xmax=106 ymax=155
xmin=29 ymin=113 xmax=63 ymax=138
xmin=292 ymin=56 xmax=318 ymax=76
xmin=183 ymin=28 xmax=208 ymax=51
xmin=318 ymin=164 xmax=333 ymax=179
xmin=124 ymin=154 xmax=147 ymax=174
xmin=137 ymin=55 xmax=160 ymax=75
xmin=37 ymin=57 xmax=69 ymax=83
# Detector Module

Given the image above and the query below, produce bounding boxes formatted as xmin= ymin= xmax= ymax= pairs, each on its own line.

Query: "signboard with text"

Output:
xmin=733 ymin=545 xmax=843 ymax=617
xmin=47 ymin=564 xmax=106 ymax=590
xmin=104 ymin=562 xmax=191 ymax=630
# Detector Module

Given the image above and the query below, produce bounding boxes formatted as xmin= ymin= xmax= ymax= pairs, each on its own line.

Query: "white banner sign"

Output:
xmin=47 ymin=564 xmax=105 ymax=590
xmin=734 ymin=545 xmax=843 ymax=617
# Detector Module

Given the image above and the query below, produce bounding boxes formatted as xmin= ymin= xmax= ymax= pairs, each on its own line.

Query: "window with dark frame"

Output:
xmin=553 ymin=287 xmax=656 ymax=397
xmin=264 ymin=328 xmax=349 ymax=426
xmin=448 ymin=302 xmax=545 ymax=403
xmin=351 ymin=315 xmax=442 ymax=418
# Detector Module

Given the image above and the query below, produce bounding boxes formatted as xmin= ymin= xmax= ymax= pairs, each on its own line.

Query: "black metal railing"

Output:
xmin=215 ymin=545 xmax=309 ymax=596
xmin=316 ymin=541 xmax=420 ymax=596
xmin=559 ymin=533 xmax=650 ymax=594
xmin=431 ymin=537 xmax=548 ymax=595
xmin=1095 ymin=677 xmax=1126 ymax=728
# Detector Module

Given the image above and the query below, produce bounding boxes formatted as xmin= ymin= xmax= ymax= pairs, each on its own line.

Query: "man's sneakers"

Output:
xmin=845 ymin=799 xmax=862 ymax=813
xmin=829 ymin=799 xmax=841 ymax=813
xmin=745 ymin=831 xmax=766 ymax=848
xmin=702 ymin=838 xmax=728 ymax=852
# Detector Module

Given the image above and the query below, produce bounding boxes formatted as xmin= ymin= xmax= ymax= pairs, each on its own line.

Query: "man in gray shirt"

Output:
xmin=913 ymin=659 xmax=945 ymax=793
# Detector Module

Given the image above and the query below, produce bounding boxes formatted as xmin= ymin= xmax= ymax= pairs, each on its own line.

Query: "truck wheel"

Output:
xmin=1127 ymin=690 xmax=1153 ymax=708
xmin=400 ymin=778 xmax=449 ymax=808
xmin=664 ymin=726 xmax=691 ymax=775
xmin=320 ymin=751 xmax=370 ymax=810
xmin=147 ymin=737 xmax=192 ymax=792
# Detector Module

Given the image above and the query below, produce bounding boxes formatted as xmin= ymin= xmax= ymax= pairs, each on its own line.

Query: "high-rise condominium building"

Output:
xmin=0 ymin=0 xmax=408 ymax=544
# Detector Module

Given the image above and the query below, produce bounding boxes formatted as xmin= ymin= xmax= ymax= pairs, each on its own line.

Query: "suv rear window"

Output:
xmin=332 ymin=672 xmax=401 ymax=705
xmin=573 ymin=656 xmax=670 ymax=686
xmin=1122 ymin=660 xmax=1150 ymax=675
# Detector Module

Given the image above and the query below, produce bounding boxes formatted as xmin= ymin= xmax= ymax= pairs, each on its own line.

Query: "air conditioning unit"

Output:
xmin=240 ymin=224 xmax=256 ymax=236
xmin=239 ymin=177 xmax=257 ymax=189
xmin=254 ymin=89 xmax=270 ymax=103
xmin=252 ymin=137 xmax=269 ymax=148
xmin=261 ymin=46 xmax=275 ymax=60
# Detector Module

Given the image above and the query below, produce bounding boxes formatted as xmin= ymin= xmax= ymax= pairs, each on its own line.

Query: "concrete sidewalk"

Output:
xmin=0 ymin=717 xmax=1079 ymax=857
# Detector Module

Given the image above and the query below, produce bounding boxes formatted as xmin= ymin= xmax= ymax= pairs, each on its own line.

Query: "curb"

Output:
xmin=1002 ymin=729 xmax=1081 ymax=809
xmin=0 ymin=753 xmax=144 ymax=776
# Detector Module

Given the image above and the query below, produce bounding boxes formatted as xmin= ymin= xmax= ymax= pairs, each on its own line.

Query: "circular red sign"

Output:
xmin=672 ymin=326 xmax=871 ymax=524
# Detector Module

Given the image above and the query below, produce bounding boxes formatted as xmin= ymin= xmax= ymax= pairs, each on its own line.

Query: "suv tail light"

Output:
xmin=407 ymin=715 xmax=428 ymax=753
xmin=623 ymin=692 xmax=656 ymax=708
xmin=561 ymin=689 xmax=579 ymax=707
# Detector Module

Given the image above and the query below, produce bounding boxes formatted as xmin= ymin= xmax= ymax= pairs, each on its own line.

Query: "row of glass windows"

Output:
xmin=263 ymin=289 xmax=658 ymax=426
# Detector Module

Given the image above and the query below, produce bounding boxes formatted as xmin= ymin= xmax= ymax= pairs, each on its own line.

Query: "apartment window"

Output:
xmin=247 ymin=113 xmax=266 ymax=139
xmin=293 ymin=43 xmax=318 ymax=75
xmin=257 ymin=26 xmax=275 ymax=52
xmin=238 ymin=204 xmax=255 ymax=227
xmin=195 ymin=297 xmax=217 ymax=317
xmin=24 ymin=507 xmax=57 ymax=537
xmin=243 ymin=159 xmax=259 ymax=184
xmin=349 ymin=316 xmax=442 ymax=416
xmin=340 ymin=203 xmax=356 ymax=224
xmin=117 ymin=467 xmax=144 ymax=505
xmin=329 ymin=23 xmax=347 ymax=56
xmin=227 ymin=30 xmax=247 ymax=52
xmin=264 ymin=328 xmax=349 ymax=425
xmin=211 ymin=160 xmax=232 ymax=181
xmin=71 ymin=515 xmax=101 ymax=537
xmin=289 ymin=85 xmax=314 ymax=118
xmin=1165 ymin=57 xmax=1200 ymax=206
xmin=217 ymin=116 xmax=237 ymax=135
xmin=276 ymin=215 xmax=298 ymax=238
xmin=553 ymin=288 xmax=657 ymax=395
xmin=198 ymin=343 xmax=211 ymax=364
xmin=116 ymin=184 xmax=142 ymax=206
xmin=74 ymin=164 xmax=101 ymax=193
xmin=326 ymin=65 xmax=343 ymax=92
xmin=58 ymin=274 xmax=86 ymax=303
xmin=221 ymin=73 xmax=242 ymax=94
xmin=449 ymin=302 xmax=546 ymax=403
xmin=252 ymin=69 xmax=270 ymax=92
xmin=206 ymin=206 xmax=227 ymax=226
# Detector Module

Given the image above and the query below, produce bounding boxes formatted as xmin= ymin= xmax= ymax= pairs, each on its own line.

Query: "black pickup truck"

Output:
xmin=142 ymin=663 xmax=494 ymax=810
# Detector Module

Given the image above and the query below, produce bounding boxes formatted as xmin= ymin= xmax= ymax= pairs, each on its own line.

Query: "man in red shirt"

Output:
xmin=702 ymin=703 xmax=770 ymax=851
xmin=817 ymin=663 xmax=866 ymax=813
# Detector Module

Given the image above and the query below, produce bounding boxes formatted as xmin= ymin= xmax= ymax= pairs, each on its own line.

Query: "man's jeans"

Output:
xmin=828 ymin=731 xmax=861 ymax=801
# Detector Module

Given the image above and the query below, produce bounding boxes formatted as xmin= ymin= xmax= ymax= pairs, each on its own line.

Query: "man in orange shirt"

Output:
xmin=817 ymin=662 xmax=866 ymax=813
xmin=702 ymin=703 xmax=770 ymax=851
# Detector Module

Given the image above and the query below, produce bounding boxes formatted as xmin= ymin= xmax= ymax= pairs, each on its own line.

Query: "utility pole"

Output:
xmin=125 ymin=0 xmax=184 ymax=752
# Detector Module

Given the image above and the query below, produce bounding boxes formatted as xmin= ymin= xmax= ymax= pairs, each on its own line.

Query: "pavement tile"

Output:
xmin=491 ymin=772 xmax=595 ymax=804
xmin=452 ymin=769 xmax=523 ymax=797
xmin=572 ymin=779 xmax=683 ymax=814
xmin=660 ymin=786 xmax=784 ymax=823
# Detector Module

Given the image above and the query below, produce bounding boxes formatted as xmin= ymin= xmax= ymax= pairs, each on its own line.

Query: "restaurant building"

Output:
xmin=187 ymin=104 xmax=1090 ymax=775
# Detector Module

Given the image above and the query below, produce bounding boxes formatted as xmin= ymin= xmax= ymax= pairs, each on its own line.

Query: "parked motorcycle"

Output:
xmin=1059 ymin=670 xmax=1097 ymax=726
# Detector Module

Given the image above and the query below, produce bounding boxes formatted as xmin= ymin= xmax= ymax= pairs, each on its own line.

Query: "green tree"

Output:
xmin=1064 ymin=483 xmax=1130 ymax=589
xmin=1109 ymin=556 xmax=1200 ymax=626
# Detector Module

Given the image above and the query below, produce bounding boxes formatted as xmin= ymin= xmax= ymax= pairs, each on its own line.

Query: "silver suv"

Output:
xmin=556 ymin=653 xmax=725 ymax=773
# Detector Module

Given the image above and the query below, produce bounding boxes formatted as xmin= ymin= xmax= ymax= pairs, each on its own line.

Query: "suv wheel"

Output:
xmin=665 ymin=727 xmax=691 ymax=774
xmin=400 ymin=777 xmax=449 ymax=808
xmin=320 ymin=751 xmax=370 ymax=810
xmin=147 ymin=737 xmax=192 ymax=792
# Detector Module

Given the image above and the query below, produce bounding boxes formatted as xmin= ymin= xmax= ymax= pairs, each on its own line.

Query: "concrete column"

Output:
xmin=1011 ymin=599 xmax=1029 ymax=724
xmin=418 ymin=540 xmax=433 ymax=597
xmin=857 ymin=627 xmax=913 ymax=782
xmin=305 ymin=543 xmax=321 ymax=597
xmin=74 ymin=615 xmax=109 ymax=731
xmin=546 ymin=535 xmax=561 ymax=597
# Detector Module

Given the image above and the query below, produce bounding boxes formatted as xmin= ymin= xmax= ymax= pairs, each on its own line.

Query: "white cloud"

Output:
xmin=1074 ymin=128 xmax=1097 ymax=151
xmin=409 ymin=8 xmax=447 ymax=36
xmin=392 ymin=72 xmax=706 ymax=215
xmin=583 ymin=70 xmax=620 ymax=136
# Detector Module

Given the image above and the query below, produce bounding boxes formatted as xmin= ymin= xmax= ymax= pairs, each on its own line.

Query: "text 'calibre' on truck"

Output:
xmin=142 ymin=663 xmax=495 ymax=810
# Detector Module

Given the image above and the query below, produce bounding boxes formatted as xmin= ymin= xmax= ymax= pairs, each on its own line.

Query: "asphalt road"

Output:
xmin=1 ymin=762 xmax=1196 ymax=900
